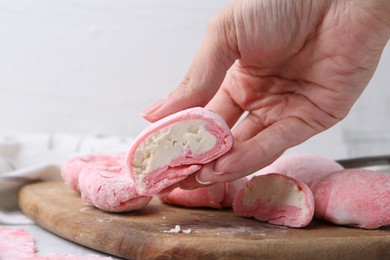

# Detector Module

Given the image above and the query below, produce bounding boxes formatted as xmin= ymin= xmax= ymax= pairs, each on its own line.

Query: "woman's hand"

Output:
xmin=142 ymin=0 xmax=390 ymax=188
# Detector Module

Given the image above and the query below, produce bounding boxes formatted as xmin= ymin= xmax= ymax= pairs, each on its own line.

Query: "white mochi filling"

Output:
xmin=242 ymin=176 xmax=308 ymax=216
xmin=132 ymin=119 xmax=217 ymax=175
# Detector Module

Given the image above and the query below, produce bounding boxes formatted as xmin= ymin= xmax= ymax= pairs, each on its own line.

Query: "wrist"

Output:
xmin=351 ymin=0 xmax=390 ymax=45
xmin=353 ymin=0 xmax=390 ymax=28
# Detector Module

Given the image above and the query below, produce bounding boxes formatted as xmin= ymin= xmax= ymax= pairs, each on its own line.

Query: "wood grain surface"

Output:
xmin=19 ymin=181 xmax=390 ymax=260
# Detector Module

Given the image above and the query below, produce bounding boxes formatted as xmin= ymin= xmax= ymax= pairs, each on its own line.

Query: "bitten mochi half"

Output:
xmin=313 ymin=169 xmax=390 ymax=229
xmin=127 ymin=107 xmax=233 ymax=196
xmin=233 ymin=173 xmax=315 ymax=228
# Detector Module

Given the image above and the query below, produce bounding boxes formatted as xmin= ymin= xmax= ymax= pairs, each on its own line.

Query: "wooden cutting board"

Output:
xmin=19 ymin=181 xmax=390 ymax=260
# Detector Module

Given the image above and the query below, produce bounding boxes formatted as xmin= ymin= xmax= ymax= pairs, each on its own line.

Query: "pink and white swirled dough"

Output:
xmin=127 ymin=107 xmax=233 ymax=196
xmin=233 ymin=173 xmax=315 ymax=228
xmin=230 ymin=154 xmax=342 ymax=228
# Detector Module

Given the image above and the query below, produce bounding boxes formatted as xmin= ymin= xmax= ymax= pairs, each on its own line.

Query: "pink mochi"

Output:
xmin=0 ymin=227 xmax=111 ymax=259
xmin=0 ymin=227 xmax=35 ymax=259
xmin=159 ymin=178 xmax=247 ymax=209
xmin=127 ymin=107 xmax=233 ymax=196
xmin=61 ymin=152 xmax=125 ymax=192
xmin=233 ymin=173 xmax=315 ymax=228
xmin=312 ymin=169 xmax=390 ymax=229
xmin=61 ymin=152 xmax=150 ymax=213
xmin=78 ymin=165 xmax=152 ymax=213
xmin=254 ymin=154 xmax=344 ymax=189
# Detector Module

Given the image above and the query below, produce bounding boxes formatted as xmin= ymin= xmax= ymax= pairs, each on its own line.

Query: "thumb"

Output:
xmin=142 ymin=6 xmax=239 ymax=122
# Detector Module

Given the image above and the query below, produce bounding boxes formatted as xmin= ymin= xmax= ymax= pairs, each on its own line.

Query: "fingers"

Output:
xmin=142 ymin=6 xmax=239 ymax=122
xmin=179 ymin=113 xmax=285 ymax=190
xmin=205 ymin=76 xmax=245 ymax=128
xmin=230 ymin=111 xmax=266 ymax=142
xmin=194 ymin=117 xmax=318 ymax=184
xmin=178 ymin=171 xmax=212 ymax=190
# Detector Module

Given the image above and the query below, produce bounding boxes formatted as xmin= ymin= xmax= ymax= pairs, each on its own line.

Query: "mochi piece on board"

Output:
xmin=78 ymin=165 xmax=152 ymax=213
xmin=61 ymin=152 xmax=125 ymax=192
xmin=158 ymin=178 xmax=247 ymax=209
xmin=61 ymin=152 xmax=150 ymax=213
xmin=127 ymin=107 xmax=233 ymax=196
xmin=312 ymin=169 xmax=390 ymax=229
xmin=159 ymin=183 xmax=226 ymax=209
xmin=233 ymin=173 xmax=315 ymax=228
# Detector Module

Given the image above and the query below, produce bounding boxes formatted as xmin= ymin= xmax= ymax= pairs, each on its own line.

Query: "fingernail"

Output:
xmin=195 ymin=171 xmax=215 ymax=185
xmin=141 ymin=99 xmax=166 ymax=117
xmin=210 ymin=162 xmax=225 ymax=175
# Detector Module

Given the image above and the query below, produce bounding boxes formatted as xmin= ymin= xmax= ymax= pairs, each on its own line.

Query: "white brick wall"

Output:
xmin=0 ymin=0 xmax=389 ymax=160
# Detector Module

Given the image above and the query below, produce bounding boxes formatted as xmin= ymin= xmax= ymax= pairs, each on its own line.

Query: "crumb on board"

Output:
xmin=182 ymin=229 xmax=191 ymax=234
xmin=163 ymin=225 xmax=191 ymax=234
